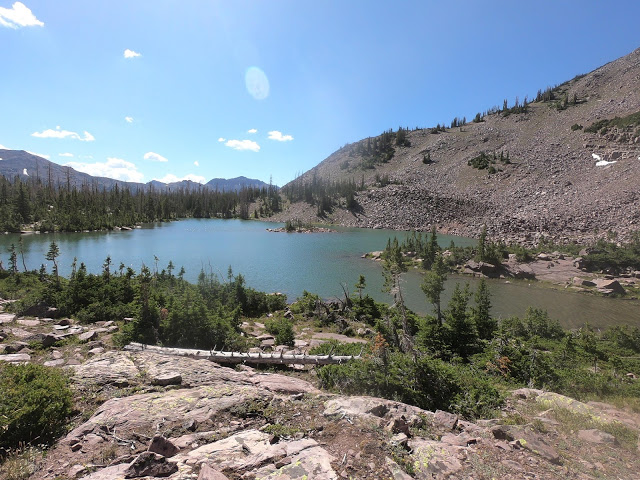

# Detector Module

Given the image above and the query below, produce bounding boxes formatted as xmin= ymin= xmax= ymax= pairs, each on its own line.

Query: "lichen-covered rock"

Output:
xmin=409 ymin=439 xmax=466 ymax=479
xmin=175 ymin=429 xmax=337 ymax=479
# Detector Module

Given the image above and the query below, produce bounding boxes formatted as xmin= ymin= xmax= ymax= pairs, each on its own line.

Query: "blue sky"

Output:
xmin=1 ymin=1 xmax=639 ymax=186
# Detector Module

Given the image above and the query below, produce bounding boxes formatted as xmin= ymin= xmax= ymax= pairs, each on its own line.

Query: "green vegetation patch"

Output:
xmin=0 ymin=363 xmax=73 ymax=452
xmin=467 ymin=151 xmax=511 ymax=174
xmin=585 ymin=110 xmax=640 ymax=134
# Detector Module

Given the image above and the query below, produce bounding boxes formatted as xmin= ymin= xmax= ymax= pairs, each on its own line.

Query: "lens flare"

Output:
xmin=245 ymin=67 xmax=270 ymax=100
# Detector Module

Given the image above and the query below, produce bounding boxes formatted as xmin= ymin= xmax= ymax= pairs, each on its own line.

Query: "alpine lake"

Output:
xmin=1 ymin=218 xmax=638 ymax=330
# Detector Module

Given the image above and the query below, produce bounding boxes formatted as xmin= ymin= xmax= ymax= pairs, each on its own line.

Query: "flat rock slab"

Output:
xmin=324 ymin=396 xmax=429 ymax=428
xmin=10 ymin=328 xmax=32 ymax=339
xmin=66 ymin=386 xmax=270 ymax=446
xmin=311 ymin=332 xmax=368 ymax=344
xmin=79 ymin=464 xmax=129 ymax=480
xmin=198 ymin=464 xmax=230 ymax=479
xmin=17 ymin=319 xmax=40 ymax=327
xmin=175 ymin=429 xmax=337 ymax=479
xmin=578 ymin=429 xmax=617 ymax=445
xmin=0 ymin=313 xmax=15 ymax=324
xmin=44 ymin=359 xmax=66 ymax=367
xmin=151 ymin=372 xmax=182 ymax=386
xmin=536 ymin=392 xmax=595 ymax=417
xmin=71 ymin=351 xmax=318 ymax=394
xmin=408 ymin=439 xmax=465 ymax=479
xmin=0 ymin=353 xmax=31 ymax=362
xmin=79 ymin=331 xmax=99 ymax=342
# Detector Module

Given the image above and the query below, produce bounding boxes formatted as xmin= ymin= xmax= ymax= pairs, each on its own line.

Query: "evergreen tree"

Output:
xmin=421 ymin=253 xmax=447 ymax=324
xmin=45 ymin=241 xmax=60 ymax=281
xmin=476 ymin=225 xmax=487 ymax=262
xmin=472 ymin=279 xmax=496 ymax=340
xmin=422 ymin=225 xmax=438 ymax=269
xmin=355 ymin=274 xmax=366 ymax=300
xmin=444 ymin=283 xmax=478 ymax=360
xmin=8 ymin=244 xmax=18 ymax=275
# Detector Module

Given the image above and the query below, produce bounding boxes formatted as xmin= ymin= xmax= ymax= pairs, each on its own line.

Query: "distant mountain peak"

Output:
xmin=0 ymin=148 xmax=271 ymax=193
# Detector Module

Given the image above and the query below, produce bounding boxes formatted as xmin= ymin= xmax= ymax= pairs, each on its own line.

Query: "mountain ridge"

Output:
xmin=272 ymin=46 xmax=640 ymax=244
xmin=0 ymin=149 xmax=271 ymax=192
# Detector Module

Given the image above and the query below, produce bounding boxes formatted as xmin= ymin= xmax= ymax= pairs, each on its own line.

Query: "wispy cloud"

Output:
xmin=194 ymin=161 xmax=199 ymax=167
xmin=268 ymin=130 xmax=293 ymax=142
xmin=31 ymin=126 xmax=95 ymax=142
xmin=124 ymin=49 xmax=141 ymax=59
xmin=65 ymin=157 xmax=144 ymax=183
xmin=247 ymin=128 xmax=257 ymax=134
xmin=218 ymin=137 xmax=226 ymax=143
xmin=27 ymin=151 xmax=50 ymax=159
xmin=58 ymin=152 xmax=74 ymax=157
xmin=0 ymin=144 xmax=8 ymax=149
xmin=0 ymin=2 xmax=43 ymax=29
xmin=144 ymin=151 xmax=168 ymax=163
xmin=125 ymin=116 xmax=133 ymax=123
xmin=225 ymin=139 xmax=260 ymax=152
xmin=153 ymin=173 xmax=206 ymax=184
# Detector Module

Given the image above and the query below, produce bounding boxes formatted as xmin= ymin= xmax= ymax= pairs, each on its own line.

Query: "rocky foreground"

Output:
xmin=13 ymin=349 xmax=635 ymax=480
xmin=1 ymin=303 xmax=640 ymax=479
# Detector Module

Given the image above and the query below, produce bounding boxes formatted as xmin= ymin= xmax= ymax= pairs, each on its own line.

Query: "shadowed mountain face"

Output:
xmin=278 ymin=47 xmax=640 ymax=244
xmin=0 ymin=150 xmax=269 ymax=192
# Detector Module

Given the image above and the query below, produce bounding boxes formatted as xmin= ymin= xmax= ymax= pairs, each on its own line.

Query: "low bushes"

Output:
xmin=0 ymin=363 xmax=73 ymax=452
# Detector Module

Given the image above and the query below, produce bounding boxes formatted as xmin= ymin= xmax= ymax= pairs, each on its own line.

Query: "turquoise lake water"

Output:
xmin=1 ymin=218 xmax=638 ymax=329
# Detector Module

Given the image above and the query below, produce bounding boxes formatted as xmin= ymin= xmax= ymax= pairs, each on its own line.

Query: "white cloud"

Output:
xmin=218 ymin=137 xmax=226 ymax=142
xmin=225 ymin=139 xmax=260 ymax=152
xmin=247 ymin=128 xmax=257 ymax=134
xmin=31 ymin=127 xmax=94 ymax=142
xmin=144 ymin=151 xmax=168 ymax=163
xmin=125 ymin=116 xmax=134 ymax=123
xmin=26 ymin=151 xmax=50 ymax=159
xmin=153 ymin=173 xmax=206 ymax=184
xmin=0 ymin=2 xmax=43 ymax=29
xmin=65 ymin=157 xmax=144 ymax=183
xmin=268 ymin=130 xmax=293 ymax=142
xmin=124 ymin=49 xmax=141 ymax=59
xmin=58 ymin=152 xmax=74 ymax=157
xmin=194 ymin=161 xmax=199 ymax=167
xmin=0 ymin=144 xmax=7 ymax=149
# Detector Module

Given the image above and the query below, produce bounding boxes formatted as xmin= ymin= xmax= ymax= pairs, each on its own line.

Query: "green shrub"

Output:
xmin=0 ymin=364 xmax=73 ymax=452
xmin=264 ymin=318 xmax=295 ymax=346
xmin=571 ymin=123 xmax=583 ymax=131
xmin=290 ymin=290 xmax=321 ymax=315
xmin=317 ymin=353 xmax=503 ymax=419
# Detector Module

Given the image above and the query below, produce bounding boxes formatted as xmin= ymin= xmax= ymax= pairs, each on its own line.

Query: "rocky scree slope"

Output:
xmin=276 ymin=47 xmax=640 ymax=244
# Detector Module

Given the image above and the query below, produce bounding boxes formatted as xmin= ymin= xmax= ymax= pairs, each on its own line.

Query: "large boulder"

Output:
xmin=594 ymin=279 xmax=625 ymax=295
xmin=123 ymin=451 xmax=178 ymax=478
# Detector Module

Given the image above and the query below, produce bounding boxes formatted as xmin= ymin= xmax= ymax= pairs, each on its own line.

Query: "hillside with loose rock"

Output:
xmin=273 ymin=47 xmax=640 ymax=245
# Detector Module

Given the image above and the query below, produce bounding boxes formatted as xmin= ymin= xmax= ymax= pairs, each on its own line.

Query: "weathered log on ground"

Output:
xmin=124 ymin=342 xmax=361 ymax=365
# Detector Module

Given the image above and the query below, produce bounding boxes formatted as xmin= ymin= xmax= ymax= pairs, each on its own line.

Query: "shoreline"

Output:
xmin=365 ymin=250 xmax=640 ymax=299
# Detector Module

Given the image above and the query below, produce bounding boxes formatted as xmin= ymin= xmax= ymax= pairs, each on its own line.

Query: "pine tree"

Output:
xmin=45 ymin=241 xmax=60 ymax=281
xmin=445 ymin=283 xmax=478 ymax=360
xmin=477 ymin=225 xmax=487 ymax=262
xmin=472 ymin=279 xmax=496 ymax=340
xmin=8 ymin=244 xmax=18 ymax=275
xmin=421 ymin=253 xmax=447 ymax=324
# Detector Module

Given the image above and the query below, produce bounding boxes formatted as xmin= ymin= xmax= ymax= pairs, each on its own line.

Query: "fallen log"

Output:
xmin=124 ymin=342 xmax=362 ymax=365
